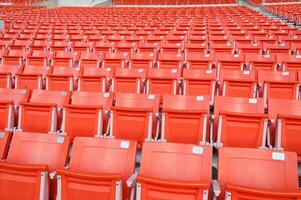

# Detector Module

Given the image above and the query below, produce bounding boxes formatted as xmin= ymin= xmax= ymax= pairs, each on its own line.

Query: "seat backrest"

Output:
xmin=7 ymin=132 xmax=70 ymax=171
xmin=114 ymin=68 xmax=146 ymax=93
xmin=186 ymin=53 xmax=213 ymax=70
xmin=214 ymin=96 xmax=266 ymax=148
xmin=0 ymin=131 xmax=11 ymax=160
xmin=72 ymin=91 xmax=113 ymax=110
xmin=30 ymin=89 xmax=71 ymax=109
xmin=0 ymin=88 xmax=30 ymax=105
xmin=130 ymin=52 xmax=155 ymax=69
xmin=103 ymin=52 xmax=128 ymax=70
xmin=147 ymin=68 xmax=180 ymax=96
xmin=214 ymin=96 xmax=265 ymax=116
xmin=79 ymin=67 xmax=112 ymax=92
xmin=219 ymin=69 xmax=257 ymax=98
xmin=113 ymin=93 xmax=160 ymax=146
xmin=69 ymin=137 xmax=136 ymax=180
xmin=258 ymin=70 xmax=299 ymax=101
xmin=140 ymin=142 xmax=212 ymax=183
xmin=47 ymin=67 xmax=75 ymax=91
xmin=52 ymin=51 xmax=73 ymax=68
xmin=268 ymin=98 xmax=301 ymax=120
xmin=157 ymin=52 xmax=183 ymax=69
xmin=258 ymin=70 xmax=297 ymax=84
xmin=218 ymin=147 xmax=299 ymax=196
xmin=68 ymin=137 xmax=137 ymax=199
xmin=162 ymin=95 xmax=210 ymax=144
xmin=279 ymin=55 xmax=301 ymax=71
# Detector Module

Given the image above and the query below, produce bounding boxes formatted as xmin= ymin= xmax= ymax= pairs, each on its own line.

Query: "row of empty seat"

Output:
xmin=0 ymin=4 xmax=300 ymax=200
xmin=0 ymin=131 xmax=300 ymax=200
xmin=264 ymin=3 xmax=301 ymax=26
xmin=1 ymin=88 xmax=301 ymax=160
xmin=113 ymin=0 xmax=237 ymax=5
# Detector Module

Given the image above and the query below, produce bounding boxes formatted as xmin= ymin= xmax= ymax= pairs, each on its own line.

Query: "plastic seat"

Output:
xmin=51 ymin=51 xmax=74 ymax=68
xmin=187 ymin=35 xmax=207 ymax=44
xmin=50 ymin=41 xmax=70 ymax=52
xmin=115 ymin=42 xmax=137 ymax=54
xmin=0 ymin=88 xmax=30 ymax=105
xmin=78 ymin=67 xmax=111 ymax=92
xmin=279 ymin=55 xmax=301 ymax=71
xmin=217 ymin=147 xmax=301 ymax=200
xmin=236 ymin=42 xmax=262 ymax=54
xmin=210 ymin=42 xmax=235 ymax=54
xmin=61 ymin=92 xmax=113 ymax=138
xmin=0 ymin=131 xmax=11 ymax=159
xmin=145 ymin=35 xmax=164 ymax=44
xmin=29 ymin=40 xmax=49 ymax=51
xmin=9 ymin=39 xmax=30 ymax=51
xmin=160 ymin=42 xmax=183 ymax=53
xmin=137 ymin=42 xmax=159 ymax=53
xmin=15 ymin=65 xmax=49 ymax=90
xmin=26 ymin=50 xmax=48 ymax=68
xmin=182 ymin=68 xmax=216 ymax=105
xmin=56 ymin=137 xmax=136 ymax=200
xmin=103 ymin=52 xmax=128 ymax=72
xmin=147 ymin=68 xmax=180 ymax=98
xmin=258 ymin=70 xmax=299 ymax=108
xmin=93 ymin=41 xmax=114 ymax=54
xmin=264 ymin=42 xmax=291 ymax=54
xmin=186 ymin=53 xmax=213 ymax=69
xmin=219 ymin=69 xmax=257 ymax=98
xmin=269 ymin=98 xmax=301 ymax=160
xmin=215 ymin=53 xmax=245 ymax=71
xmin=246 ymin=54 xmax=277 ymax=71
xmin=184 ymin=42 xmax=208 ymax=54
xmin=214 ymin=96 xmax=267 ymax=148
xmin=111 ymin=93 xmax=160 ymax=147
xmin=162 ymin=94 xmax=210 ymax=144
xmin=157 ymin=52 xmax=183 ymax=69
xmin=72 ymin=41 xmax=90 ymax=53
xmin=136 ymin=142 xmax=212 ymax=200
xmin=2 ymin=50 xmax=24 ymax=66
xmin=129 ymin=52 xmax=156 ymax=69
xmin=46 ymin=67 xmax=77 ymax=91
xmin=0 ymin=132 xmax=70 ymax=200
xmin=17 ymin=89 xmax=71 ymax=133
xmin=113 ymin=68 xmax=146 ymax=93
xmin=78 ymin=52 xmax=102 ymax=68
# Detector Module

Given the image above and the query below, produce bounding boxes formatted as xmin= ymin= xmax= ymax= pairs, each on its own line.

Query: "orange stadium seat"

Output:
xmin=146 ymin=68 xmax=180 ymax=98
xmin=137 ymin=142 xmax=212 ymax=200
xmin=182 ymin=68 xmax=216 ymax=105
xmin=269 ymin=98 xmax=301 ymax=161
xmin=113 ymin=68 xmax=146 ymax=93
xmin=219 ymin=69 xmax=257 ymax=98
xmin=161 ymin=94 xmax=210 ymax=144
xmin=0 ymin=132 xmax=70 ymax=200
xmin=78 ymin=67 xmax=112 ymax=92
xmin=17 ymin=89 xmax=70 ymax=133
xmin=111 ymin=93 xmax=160 ymax=147
xmin=57 ymin=137 xmax=137 ymax=200
xmin=214 ymin=96 xmax=268 ymax=148
xmin=217 ymin=147 xmax=301 ymax=199
xmin=258 ymin=70 xmax=299 ymax=108
xmin=61 ymin=91 xmax=113 ymax=138
xmin=246 ymin=54 xmax=277 ymax=71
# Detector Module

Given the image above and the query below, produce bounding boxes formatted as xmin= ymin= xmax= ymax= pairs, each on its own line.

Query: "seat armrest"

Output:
xmin=127 ymin=173 xmax=138 ymax=188
xmin=212 ymin=180 xmax=221 ymax=197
